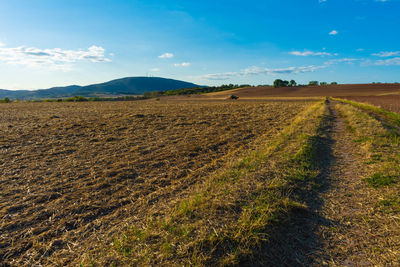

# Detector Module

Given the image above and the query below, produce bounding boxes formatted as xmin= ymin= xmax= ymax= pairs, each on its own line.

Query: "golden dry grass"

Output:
xmin=0 ymin=99 xmax=314 ymax=265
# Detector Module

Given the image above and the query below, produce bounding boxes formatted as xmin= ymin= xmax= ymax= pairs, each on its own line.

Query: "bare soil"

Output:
xmin=204 ymin=83 xmax=400 ymax=99
xmin=0 ymin=100 xmax=311 ymax=265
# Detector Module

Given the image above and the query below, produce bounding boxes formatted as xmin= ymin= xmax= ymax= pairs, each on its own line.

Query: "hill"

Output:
xmin=203 ymin=83 xmax=400 ymax=98
xmin=0 ymin=77 xmax=201 ymax=99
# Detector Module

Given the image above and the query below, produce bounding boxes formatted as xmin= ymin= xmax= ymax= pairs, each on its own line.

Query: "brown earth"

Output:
xmin=0 ymin=100 xmax=313 ymax=265
xmin=202 ymin=83 xmax=400 ymax=99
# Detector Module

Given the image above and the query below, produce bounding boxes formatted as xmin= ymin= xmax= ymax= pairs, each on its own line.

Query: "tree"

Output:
xmin=273 ymin=79 xmax=289 ymax=88
xmin=331 ymin=82 xmax=338 ymax=85
xmin=4 ymin=97 xmax=10 ymax=103
xmin=308 ymin=81 xmax=319 ymax=86
xmin=289 ymin=80 xmax=297 ymax=87
xmin=320 ymin=82 xmax=328 ymax=85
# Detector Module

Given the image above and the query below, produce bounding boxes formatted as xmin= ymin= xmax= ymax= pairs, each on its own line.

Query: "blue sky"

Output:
xmin=0 ymin=0 xmax=399 ymax=89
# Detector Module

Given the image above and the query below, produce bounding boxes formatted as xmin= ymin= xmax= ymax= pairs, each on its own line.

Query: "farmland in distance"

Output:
xmin=343 ymin=95 xmax=400 ymax=114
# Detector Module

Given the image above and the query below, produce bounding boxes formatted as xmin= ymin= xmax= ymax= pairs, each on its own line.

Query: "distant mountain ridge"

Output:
xmin=0 ymin=77 xmax=202 ymax=99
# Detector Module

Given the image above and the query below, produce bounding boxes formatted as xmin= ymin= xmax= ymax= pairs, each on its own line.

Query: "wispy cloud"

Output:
xmin=174 ymin=62 xmax=191 ymax=67
xmin=0 ymin=45 xmax=110 ymax=70
xmin=372 ymin=51 xmax=400 ymax=57
xmin=319 ymin=0 xmax=327 ymax=2
xmin=329 ymin=30 xmax=338 ymax=35
xmin=158 ymin=52 xmax=174 ymax=59
xmin=150 ymin=68 xmax=160 ymax=72
xmin=289 ymin=50 xmax=338 ymax=57
xmin=0 ymin=42 xmax=5 ymax=47
xmin=325 ymin=58 xmax=361 ymax=65
xmin=356 ymin=48 xmax=365 ymax=52
xmin=323 ymin=56 xmax=400 ymax=67
xmin=373 ymin=57 xmax=400 ymax=66
xmin=199 ymin=65 xmax=325 ymax=80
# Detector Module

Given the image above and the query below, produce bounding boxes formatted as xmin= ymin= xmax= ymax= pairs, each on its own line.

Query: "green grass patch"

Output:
xmin=176 ymin=193 xmax=206 ymax=218
xmin=346 ymin=125 xmax=356 ymax=133
xmin=353 ymin=136 xmax=372 ymax=143
xmin=379 ymin=195 xmax=400 ymax=214
xmin=364 ymin=173 xmax=397 ymax=188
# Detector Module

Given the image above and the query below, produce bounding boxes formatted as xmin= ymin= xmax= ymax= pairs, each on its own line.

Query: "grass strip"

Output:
xmin=334 ymin=100 xmax=400 ymax=189
xmin=332 ymin=98 xmax=400 ymax=265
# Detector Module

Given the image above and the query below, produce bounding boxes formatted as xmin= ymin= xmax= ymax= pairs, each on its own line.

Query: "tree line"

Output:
xmin=143 ymin=84 xmax=251 ymax=98
xmin=273 ymin=79 xmax=338 ymax=88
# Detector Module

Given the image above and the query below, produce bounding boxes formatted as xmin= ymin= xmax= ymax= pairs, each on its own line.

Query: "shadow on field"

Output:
xmin=247 ymin=105 xmax=338 ymax=266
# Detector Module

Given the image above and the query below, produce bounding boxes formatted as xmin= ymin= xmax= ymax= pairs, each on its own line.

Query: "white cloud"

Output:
xmin=174 ymin=62 xmax=191 ymax=67
xmin=372 ymin=51 xmax=400 ymax=57
xmin=329 ymin=30 xmax=338 ymax=35
xmin=150 ymin=68 xmax=160 ymax=72
xmin=356 ymin=48 xmax=365 ymax=52
xmin=289 ymin=50 xmax=338 ymax=57
xmin=158 ymin=52 xmax=174 ymax=59
xmin=319 ymin=0 xmax=327 ymax=2
xmin=199 ymin=65 xmax=325 ymax=80
xmin=0 ymin=42 xmax=5 ymax=47
xmin=0 ymin=45 xmax=110 ymax=70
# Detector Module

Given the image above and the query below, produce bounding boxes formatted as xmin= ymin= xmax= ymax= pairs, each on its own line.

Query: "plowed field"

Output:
xmin=203 ymin=83 xmax=400 ymax=98
xmin=0 ymin=100 xmax=313 ymax=265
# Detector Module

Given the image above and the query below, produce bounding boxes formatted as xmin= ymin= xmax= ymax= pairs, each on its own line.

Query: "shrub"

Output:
xmin=0 ymin=97 xmax=11 ymax=103
xmin=63 ymin=96 xmax=89 ymax=102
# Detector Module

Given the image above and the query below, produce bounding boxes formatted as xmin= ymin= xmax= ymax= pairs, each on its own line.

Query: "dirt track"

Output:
xmin=310 ymin=102 xmax=400 ymax=265
xmin=255 ymin=101 xmax=400 ymax=265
